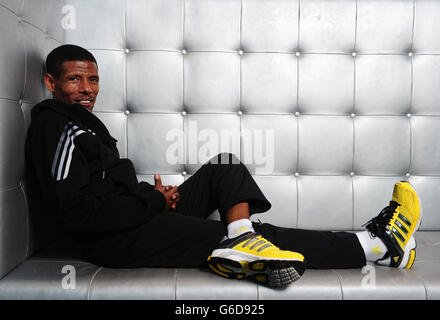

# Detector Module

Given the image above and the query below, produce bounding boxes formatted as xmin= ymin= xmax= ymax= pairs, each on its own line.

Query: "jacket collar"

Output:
xmin=31 ymin=98 xmax=85 ymax=118
xmin=32 ymin=99 xmax=117 ymax=146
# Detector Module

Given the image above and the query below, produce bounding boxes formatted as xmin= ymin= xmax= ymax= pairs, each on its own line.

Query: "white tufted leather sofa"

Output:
xmin=1 ymin=0 xmax=440 ymax=300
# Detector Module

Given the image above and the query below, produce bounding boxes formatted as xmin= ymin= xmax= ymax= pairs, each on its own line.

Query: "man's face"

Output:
xmin=44 ymin=60 xmax=99 ymax=111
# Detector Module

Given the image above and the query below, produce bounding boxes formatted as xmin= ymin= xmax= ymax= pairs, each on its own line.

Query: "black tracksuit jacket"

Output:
xmin=24 ymin=99 xmax=166 ymax=246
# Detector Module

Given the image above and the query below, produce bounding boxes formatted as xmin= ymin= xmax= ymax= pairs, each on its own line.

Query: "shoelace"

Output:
xmin=241 ymin=234 xmax=275 ymax=253
xmin=363 ymin=201 xmax=401 ymax=237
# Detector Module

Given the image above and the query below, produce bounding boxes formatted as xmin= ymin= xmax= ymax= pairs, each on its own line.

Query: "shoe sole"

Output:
xmin=207 ymin=256 xmax=305 ymax=288
xmin=401 ymin=236 xmax=417 ymax=269
xmin=405 ymin=247 xmax=417 ymax=269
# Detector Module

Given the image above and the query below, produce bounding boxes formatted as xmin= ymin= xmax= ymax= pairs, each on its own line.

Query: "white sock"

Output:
xmin=356 ymin=231 xmax=388 ymax=262
xmin=227 ymin=219 xmax=255 ymax=239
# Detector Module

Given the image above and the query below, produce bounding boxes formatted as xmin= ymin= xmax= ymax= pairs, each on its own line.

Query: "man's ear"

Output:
xmin=44 ymin=73 xmax=56 ymax=92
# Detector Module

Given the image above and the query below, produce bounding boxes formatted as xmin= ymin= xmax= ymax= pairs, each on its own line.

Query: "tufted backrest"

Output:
xmin=0 ymin=0 xmax=64 ymax=278
xmin=1 ymin=0 xmax=440 ymax=279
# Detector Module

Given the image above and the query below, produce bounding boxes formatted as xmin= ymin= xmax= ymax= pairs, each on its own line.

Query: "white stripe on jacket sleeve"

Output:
xmin=61 ymin=129 xmax=86 ymax=180
xmin=51 ymin=122 xmax=73 ymax=178
xmin=51 ymin=122 xmax=86 ymax=181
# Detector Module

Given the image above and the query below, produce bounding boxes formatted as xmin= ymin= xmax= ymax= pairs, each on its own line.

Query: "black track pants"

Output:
xmin=88 ymin=153 xmax=366 ymax=269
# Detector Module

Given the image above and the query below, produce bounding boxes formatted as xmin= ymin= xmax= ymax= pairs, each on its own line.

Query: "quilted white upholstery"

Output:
xmin=1 ymin=0 xmax=440 ymax=299
xmin=0 ymin=0 xmax=64 ymax=279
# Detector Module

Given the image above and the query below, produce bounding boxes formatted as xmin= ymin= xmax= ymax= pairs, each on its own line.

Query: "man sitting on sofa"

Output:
xmin=25 ymin=44 xmax=422 ymax=288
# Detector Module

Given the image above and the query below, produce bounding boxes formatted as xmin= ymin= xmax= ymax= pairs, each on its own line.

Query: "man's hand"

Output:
xmin=154 ymin=174 xmax=180 ymax=211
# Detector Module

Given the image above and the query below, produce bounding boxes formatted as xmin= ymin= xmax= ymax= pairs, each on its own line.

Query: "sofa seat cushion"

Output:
xmin=1 ymin=232 xmax=439 ymax=300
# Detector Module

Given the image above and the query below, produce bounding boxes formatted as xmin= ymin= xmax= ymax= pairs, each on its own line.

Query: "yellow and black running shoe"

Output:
xmin=363 ymin=181 xmax=422 ymax=269
xmin=207 ymin=232 xmax=305 ymax=287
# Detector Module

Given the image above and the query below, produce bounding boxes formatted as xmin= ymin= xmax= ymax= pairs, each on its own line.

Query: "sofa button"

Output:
xmin=350 ymin=113 xmax=356 ymax=118
xmin=406 ymin=113 xmax=412 ymax=118
xmin=294 ymin=111 xmax=300 ymax=117
xmin=294 ymin=172 xmax=300 ymax=177
xmin=237 ymin=110 xmax=242 ymax=116
xmin=125 ymin=48 xmax=130 ymax=54
xmin=238 ymin=50 xmax=244 ymax=56
xmin=352 ymin=52 xmax=357 ymax=57
xmin=295 ymin=51 xmax=301 ymax=57
xmin=182 ymin=171 xmax=187 ymax=176
xmin=408 ymin=52 xmax=413 ymax=57
xmin=181 ymin=110 xmax=187 ymax=116
xmin=350 ymin=172 xmax=355 ymax=176
xmin=406 ymin=173 xmax=411 ymax=178
xmin=124 ymin=110 xmax=130 ymax=115
xmin=182 ymin=49 xmax=187 ymax=55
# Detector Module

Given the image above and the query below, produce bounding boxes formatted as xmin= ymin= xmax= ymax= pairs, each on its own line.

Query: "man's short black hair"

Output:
xmin=45 ymin=44 xmax=98 ymax=79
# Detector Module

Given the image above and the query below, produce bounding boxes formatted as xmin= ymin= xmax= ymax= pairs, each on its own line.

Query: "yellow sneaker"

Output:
xmin=364 ymin=181 xmax=422 ymax=269
xmin=207 ymin=232 xmax=305 ymax=287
